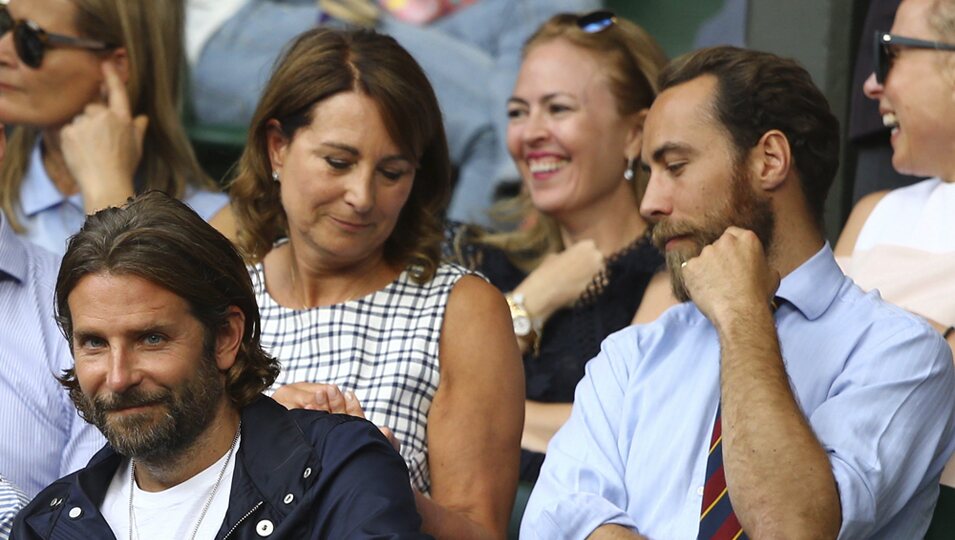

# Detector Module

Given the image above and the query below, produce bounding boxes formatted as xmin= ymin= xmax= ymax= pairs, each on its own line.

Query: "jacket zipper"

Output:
xmin=221 ymin=500 xmax=264 ymax=539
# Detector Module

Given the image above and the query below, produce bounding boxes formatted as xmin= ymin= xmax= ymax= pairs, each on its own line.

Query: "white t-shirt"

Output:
xmin=185 ymin=0 xmax=249 ymax=66
xmin=100 ymin=436 xmax=240 ymax=540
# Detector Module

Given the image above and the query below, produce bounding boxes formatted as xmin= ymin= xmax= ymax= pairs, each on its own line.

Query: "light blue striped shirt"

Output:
xmin=522 ymin=244 xmax=955 ymax=539
xmin=0 ymin=474 xmax=28 ymax=540
xmin=0 ymin=214 xmax=104 ymax=497
xmin=17 ymin=141 xmax=229 ymax=256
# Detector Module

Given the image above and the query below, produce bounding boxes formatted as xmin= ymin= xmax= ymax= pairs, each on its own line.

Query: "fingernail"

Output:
xmin=345 ymin=391 xmax=355 ymax=401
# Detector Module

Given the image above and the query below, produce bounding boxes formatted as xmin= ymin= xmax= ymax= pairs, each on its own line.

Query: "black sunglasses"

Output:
xmin=0 ymin=5 xmax=113 ymax=69
xmin=874 ymin=30 xmax=955 ymax=84
xmin=576 ymin=10 xmax=618 ymax=33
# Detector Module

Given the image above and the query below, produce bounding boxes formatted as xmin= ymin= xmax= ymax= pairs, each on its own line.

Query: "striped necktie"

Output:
xmin=698 ymin=406 xmax=748 ymax=540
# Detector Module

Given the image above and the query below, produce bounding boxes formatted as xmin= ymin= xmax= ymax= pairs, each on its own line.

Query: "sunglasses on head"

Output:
xmin=0 ymin=4 xmax=113 ymax=69
xmin=873 ymin=30 xmax=955 ymax=84
xmin=576 ymin=10 xmax=617 ymax=33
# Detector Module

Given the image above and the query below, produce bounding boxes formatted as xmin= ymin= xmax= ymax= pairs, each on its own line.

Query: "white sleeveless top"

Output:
xmin=251 ymin=262 xmax=471 ymax=494
xmin=845 ymin=177 xmax=955 ymax=326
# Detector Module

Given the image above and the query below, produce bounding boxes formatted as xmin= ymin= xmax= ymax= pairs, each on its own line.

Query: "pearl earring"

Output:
xmin=272 ymin=170 xmax=280 ymax=182
xmin=623 ymin=157 xmax=636 ymax=182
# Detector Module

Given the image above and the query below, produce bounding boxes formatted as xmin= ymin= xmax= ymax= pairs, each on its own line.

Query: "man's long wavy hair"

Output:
xmin=55 ymin=192 xmax=278 ymax=408
xmin=229 ymin=27 xmax=451 ymax=283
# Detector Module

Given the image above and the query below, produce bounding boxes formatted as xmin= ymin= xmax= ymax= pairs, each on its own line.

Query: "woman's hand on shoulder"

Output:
xmin=273 ymin=382 xmax=364 ymax=415
xmin=60 ymin=61 xmax=146 ymax=213
xmin=517 ymin=239 xmax=605 ymax=323
xmin=274 ymin=382 xmax=402 ymax=450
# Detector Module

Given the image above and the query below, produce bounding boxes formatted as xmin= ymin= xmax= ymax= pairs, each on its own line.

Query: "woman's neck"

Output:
xmin=269 ymin=240 xmax=401 ymax=309
xmin=40 ymin=129 xmax=78 ymax=196
xmin=556 ymin=184 xmax=647 ymax=256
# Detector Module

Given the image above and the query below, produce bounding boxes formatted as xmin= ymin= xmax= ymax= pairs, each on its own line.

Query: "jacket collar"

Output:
xmin=218 ymin=396 xmax=321 ymax=536
xmin=25 ymin=396 xmax=319 ymax=539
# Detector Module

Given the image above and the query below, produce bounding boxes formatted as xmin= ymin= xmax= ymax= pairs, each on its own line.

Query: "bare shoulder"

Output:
xmin=834 ymin=190 xmax=890 ymax=257
xmin=447 ymin=274 xmax=507 ymax=311
xmin=440 ymin=274 xmax=519 ymax=375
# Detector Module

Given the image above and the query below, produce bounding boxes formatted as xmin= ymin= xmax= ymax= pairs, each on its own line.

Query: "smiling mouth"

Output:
xmin=882 ymin=112 xmax=899 ymax=130
xmin=528 ymin=158 xmax=569 ymax=175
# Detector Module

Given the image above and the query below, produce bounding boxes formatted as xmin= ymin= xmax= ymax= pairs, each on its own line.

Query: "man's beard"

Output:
xmin=72 ymin=352 xmax=224 ymax=462
xmin=650 ymin=166 xmax=776 ymax=302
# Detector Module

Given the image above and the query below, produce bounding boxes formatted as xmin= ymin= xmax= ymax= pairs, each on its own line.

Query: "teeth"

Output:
xmin=882 ymin=112 xmax=899 ymax=129
xmin=528 ymin=158 xmax=569 ymax=174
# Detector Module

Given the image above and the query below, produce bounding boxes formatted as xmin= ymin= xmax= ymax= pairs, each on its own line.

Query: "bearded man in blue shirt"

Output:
xmin=521 ymin=46 xmax=955 ymax=540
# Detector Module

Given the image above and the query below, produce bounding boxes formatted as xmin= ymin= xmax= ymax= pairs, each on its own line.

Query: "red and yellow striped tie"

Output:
xmin=698 ymin=406 xmax=748 ymax=540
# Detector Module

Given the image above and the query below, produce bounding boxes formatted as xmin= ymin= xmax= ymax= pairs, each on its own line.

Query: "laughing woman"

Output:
xmin=835 ymin=0 xmax=955 ymax=502
xmin=230 ymin=28 xmax=523 ymax=539
xmin=447 ymin=12 xmax=676 ymax=483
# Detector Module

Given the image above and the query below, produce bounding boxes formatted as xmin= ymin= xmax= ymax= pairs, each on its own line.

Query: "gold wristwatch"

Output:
xmin=505 ymin=292 xmax=541 ymax=352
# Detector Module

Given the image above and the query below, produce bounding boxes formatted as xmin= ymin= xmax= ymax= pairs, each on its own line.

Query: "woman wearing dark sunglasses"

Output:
xmin=835 ymin=0 xmax=955 ymax=513
xmin=0 ymin=0 xmax=234 ymax=256
xmin=447 ymin=12 xmax=676 ymax=484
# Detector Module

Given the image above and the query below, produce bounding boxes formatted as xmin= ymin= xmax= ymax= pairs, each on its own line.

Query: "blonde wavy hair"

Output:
xmin=0 ymin=0 xmax=213 ymax=233
xmin=229 ymin=28 xmax=451 ymax=283
xmin=472 ymin=12 xmax=667 ymax=272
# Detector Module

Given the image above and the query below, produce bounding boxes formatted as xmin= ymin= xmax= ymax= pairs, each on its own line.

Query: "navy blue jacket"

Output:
xmin=12 ymin=395 xmax=431 ymax=539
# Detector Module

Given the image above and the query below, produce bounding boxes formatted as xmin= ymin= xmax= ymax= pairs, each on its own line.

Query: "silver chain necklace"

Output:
xmin=128 ymin=421 xmax=242 ymax=540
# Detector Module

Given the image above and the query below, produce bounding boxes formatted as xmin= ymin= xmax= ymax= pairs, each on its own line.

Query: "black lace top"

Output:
xmin=445 ymin=222 xmax=665 ymax=403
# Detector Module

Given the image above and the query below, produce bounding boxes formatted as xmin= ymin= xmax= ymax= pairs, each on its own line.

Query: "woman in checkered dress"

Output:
xmin=229 ymin=28 xmax=523 ymax=539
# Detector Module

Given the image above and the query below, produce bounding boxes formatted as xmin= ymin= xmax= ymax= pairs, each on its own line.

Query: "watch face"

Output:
xmin=513 ymin=315 xmax=532 ymax=337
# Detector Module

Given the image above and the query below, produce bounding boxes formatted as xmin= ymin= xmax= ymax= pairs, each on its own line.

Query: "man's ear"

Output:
xmin=215 ymin=306 xmax=245 ymax=372
xmin=623 ymin=108 xmax=649 ymax=160
xmin=750 ymin=129 xmax=791 ymax=192
xmin=266 ymin=119 xmax=290 ymax=178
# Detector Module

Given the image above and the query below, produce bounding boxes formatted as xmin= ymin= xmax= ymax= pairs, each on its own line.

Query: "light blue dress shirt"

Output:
xmin=17 ymin=141 xmax=229 ymax=256
xmin=0 ymin=214 xmax=105 ymax=497
xmin=521 ymin=244 xmax=955 ymax=539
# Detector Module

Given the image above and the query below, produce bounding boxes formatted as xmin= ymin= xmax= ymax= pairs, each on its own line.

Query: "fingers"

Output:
xmin=343 ymin=390 xmax=365 ymax=418
xmin=272 ymin=384 xmax=318 ymax=410
xmin=101 ymin=61 xmax=131 ymax=119
xmin=273 ymin=383 xmax=368 ymax=418
xmin=319 ymin=384 xmax=347 ymax=413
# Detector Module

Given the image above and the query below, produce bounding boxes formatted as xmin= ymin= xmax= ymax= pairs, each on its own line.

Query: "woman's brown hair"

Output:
xmin=230 ymin=27 xmax=451 ymax=283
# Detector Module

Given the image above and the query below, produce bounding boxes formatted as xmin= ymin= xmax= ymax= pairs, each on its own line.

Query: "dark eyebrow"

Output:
xmin=641 ymin=142 xmax=696 ymax=172
xmin=72 ymin=330 xmax=102 ymax=344
xmin=650 ymin=142 xmax=695 ymax=164
xmin=319 ymin=142 xmax=411 ymax=165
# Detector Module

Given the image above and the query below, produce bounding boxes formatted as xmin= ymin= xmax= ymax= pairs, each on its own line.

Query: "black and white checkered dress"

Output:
xmin=251 ymin=262 xmax=472 ymax=494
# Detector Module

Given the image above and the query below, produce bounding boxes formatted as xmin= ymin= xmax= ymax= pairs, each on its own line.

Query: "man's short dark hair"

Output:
xmin=55 ymin=191 xmax=279 ymax=407
xmin=659 ymin=46 xmax=840 ymax=229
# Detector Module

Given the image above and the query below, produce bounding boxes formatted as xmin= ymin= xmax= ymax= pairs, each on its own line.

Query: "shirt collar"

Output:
xmin=0 ymin=213 xmax=27 ymax=283
xmin=19 ymin=140 xmax=84 ymax=217
xmin=774 ymin=242 xmax=844 ymax=320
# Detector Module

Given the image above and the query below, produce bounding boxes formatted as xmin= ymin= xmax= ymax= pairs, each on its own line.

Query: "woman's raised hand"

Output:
xmin=61 ymin=61 xmax=148 ymax=213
